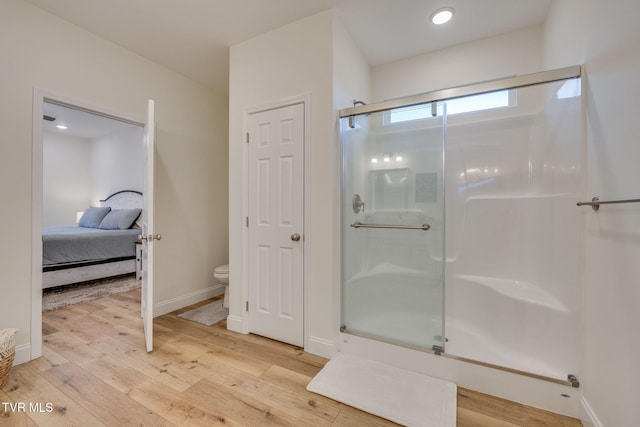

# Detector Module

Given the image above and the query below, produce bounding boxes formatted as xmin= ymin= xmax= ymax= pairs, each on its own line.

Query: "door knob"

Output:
xmin=291 ymin=233 xmax=301 ymax=242
xmin=138 ymin=234 xmax=162 ymax=241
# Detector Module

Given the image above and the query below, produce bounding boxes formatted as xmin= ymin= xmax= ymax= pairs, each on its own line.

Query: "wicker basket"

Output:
xmin=0 ymin=352 xmax=15 ymax=388
xmin=0 ymin=328 xmax=18 ymax=388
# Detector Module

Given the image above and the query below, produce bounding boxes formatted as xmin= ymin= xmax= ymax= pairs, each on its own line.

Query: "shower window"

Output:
xmin=388 ymin=89 xmax=512 ymax=124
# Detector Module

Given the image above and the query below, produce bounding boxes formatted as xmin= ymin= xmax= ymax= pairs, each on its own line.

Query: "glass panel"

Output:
xmin=444 ymin=78 xmax=582 ymax=380
xmin=341 ymin=103 xmax=446 ymax=351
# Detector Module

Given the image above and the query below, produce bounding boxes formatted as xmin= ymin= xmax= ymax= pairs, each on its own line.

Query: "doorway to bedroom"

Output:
xmin=42 ymin=101 xmax=143 ymax=310
xmin=32 ymin=93 xmax=147 ymax=359
xmin=40 ymin=101 xmax=144 ymax=307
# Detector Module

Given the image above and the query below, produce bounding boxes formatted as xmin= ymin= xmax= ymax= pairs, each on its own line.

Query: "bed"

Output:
xmin=42 ymin=190 xmax=143 ymax=289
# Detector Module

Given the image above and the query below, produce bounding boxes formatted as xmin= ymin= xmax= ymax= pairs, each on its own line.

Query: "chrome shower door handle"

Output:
xmin=291 ymin=233 xmax=301 ymax=242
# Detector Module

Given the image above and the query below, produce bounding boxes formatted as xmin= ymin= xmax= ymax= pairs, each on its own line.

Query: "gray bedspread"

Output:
xmin=43 ymin=226 xmax=140 ymax=266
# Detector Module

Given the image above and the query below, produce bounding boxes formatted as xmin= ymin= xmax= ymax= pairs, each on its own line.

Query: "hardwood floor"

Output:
xmin=1 ymin=290 xmax=583 ymax=426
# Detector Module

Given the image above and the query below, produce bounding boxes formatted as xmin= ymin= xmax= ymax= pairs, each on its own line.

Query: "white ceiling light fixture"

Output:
xmin=56 ymin=124 xmax=68 ymax=130
xmin=431 ymin=7 xmax=455 ymax=25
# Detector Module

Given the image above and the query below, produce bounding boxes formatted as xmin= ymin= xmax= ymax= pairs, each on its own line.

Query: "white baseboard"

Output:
xmin=13 ymin=343 xmax=31 ymax=366
xmin=226 ymin=315 xmax=247 ymax=334
xmin=154 ymin=284 xmax=225 ymax=317
xmin=305 ymin=335 xmax=338 ymax=358
xmin=223 ymin=317 xmax=337 ymax=358
xmin=580 ymin=396 xmax=603 ymax=427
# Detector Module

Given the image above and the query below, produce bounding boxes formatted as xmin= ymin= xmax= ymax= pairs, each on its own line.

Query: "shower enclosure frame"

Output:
xmin=340 ymin=65 xmax=580 ymax=120
xmin=338 ymin=65 xmax=583 ymax=388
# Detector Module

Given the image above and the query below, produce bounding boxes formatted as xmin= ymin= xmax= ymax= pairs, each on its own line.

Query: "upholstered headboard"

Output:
xmin=100 ymin=190 xmax=143 ymax=210
xmin=99 ymin=190 xmax=143 ymax=228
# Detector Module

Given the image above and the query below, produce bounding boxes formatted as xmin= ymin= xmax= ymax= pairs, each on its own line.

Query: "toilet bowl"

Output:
xmin=214 ymin=264 xmax=229 ymax=308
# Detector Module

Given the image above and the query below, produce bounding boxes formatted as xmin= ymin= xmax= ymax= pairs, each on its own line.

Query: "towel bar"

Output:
xmin=350 ymin=222 xmax=431 ymax=231
xmin=577 ymin=196 xmax=640 ymax=211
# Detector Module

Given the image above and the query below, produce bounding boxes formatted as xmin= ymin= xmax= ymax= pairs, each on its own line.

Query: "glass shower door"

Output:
xmin=340 ymin=102 xmax=446 ymax=351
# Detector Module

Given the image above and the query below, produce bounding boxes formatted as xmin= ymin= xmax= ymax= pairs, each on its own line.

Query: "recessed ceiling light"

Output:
xmin=431 ymin=7 xmax=454 ymax=25
xmin=56 ymin=124 xmax=68 ymax=130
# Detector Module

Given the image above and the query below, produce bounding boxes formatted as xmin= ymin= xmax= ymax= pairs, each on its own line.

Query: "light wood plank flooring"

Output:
xmin=1 ymin=290 xmax=583 ymax=426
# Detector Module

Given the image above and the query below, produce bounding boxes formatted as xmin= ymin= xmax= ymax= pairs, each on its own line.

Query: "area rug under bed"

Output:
xmin=42 ymin=274 xmax=140 ymax=311
xmin=307 ymin=352 xmax=457 ymax=427
xmin=177 ymin=299 xmax=228 ymax=326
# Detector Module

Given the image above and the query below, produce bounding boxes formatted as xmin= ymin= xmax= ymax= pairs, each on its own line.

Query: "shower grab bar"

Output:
xmin=350 ymin=221 xmax=431 ymax=231
xmin=577 ymin=196 xmax=640 ymax=211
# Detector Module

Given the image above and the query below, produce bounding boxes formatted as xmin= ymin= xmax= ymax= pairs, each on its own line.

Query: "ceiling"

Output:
xmin=43 ymin=102 xmax=140 ymax=139
xmin=26 ymin=0 xmax=552 ymax=94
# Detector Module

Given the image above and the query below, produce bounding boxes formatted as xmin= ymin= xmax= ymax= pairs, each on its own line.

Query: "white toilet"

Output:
xmin=214 ymin=264 xmax=230 ymax=308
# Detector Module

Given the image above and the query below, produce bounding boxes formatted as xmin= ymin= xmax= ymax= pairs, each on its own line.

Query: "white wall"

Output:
xmin=0 ymin=0 xmax=228 ymax=362
xmin=372 ymin=25 xmax=544 ymax=102
xmin=42 ymin=132 xmax=90 ymax=227
xmin=89 ymin=126 xmax=144 ymax=205
xmin=332 ymin=17 xmax=371 ymax=108
xmin=544 ymin=1 xmax=640 ymax=426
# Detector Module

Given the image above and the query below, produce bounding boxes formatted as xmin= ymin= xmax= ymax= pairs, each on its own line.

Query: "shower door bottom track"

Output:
xmin=340 ymin=328 xmax=578 ymax=387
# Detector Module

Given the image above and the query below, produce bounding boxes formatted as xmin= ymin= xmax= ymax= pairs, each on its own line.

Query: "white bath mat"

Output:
xmin=307 ymin=353 xmax=456 ymax=427
xmin=177 ymin=299 xmax=228 ymax=326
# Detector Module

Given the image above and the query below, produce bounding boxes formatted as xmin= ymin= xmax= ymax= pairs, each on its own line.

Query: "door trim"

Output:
xmin=31 ymin=88 xmax=144 ymax=361
xmin=240 ymin=94 xmax=310 ymax=346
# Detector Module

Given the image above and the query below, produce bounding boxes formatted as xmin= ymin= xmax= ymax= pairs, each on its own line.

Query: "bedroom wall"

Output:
xmin=42 ymin=126 xmax=144 ymax=227
xmin=371 ymin=24 xmax=544 ymax=102
xmin=42 ymin=131 xmax=91 ymax=227
xmin=0 ymin=0 xmax=228 ymax=363
xmin=544 ymin=1 xmax=640 ymax=426
xmin=89 ymin=126 xmax=144 ymax=205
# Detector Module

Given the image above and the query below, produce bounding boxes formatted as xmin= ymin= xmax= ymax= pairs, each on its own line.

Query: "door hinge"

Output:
xmin=246 ymin=132 xmax=250 ymax=144
xmin=246 ymin=301 xmax=249 ymax=312
xmin=245 ymin=216 xmax=249 ymax=227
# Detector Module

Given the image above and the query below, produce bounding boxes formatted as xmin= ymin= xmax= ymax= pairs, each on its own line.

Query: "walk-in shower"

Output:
xmin=340 ymin=66 xmax=582 ymax=384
